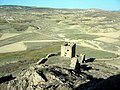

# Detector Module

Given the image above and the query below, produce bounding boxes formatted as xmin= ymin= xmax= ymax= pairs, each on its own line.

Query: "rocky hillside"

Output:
xmin=6 ymin=53 xmax=120 ymax=90
xmin=7 ymin=64 xmax=89 ymax=90
xmin=6 ymin=62 xmax=120 ymax=90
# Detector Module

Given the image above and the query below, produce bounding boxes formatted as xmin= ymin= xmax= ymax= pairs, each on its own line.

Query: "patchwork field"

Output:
xmin=0 ymin=42 xmax=27 ymax=53
xmin=0 ymin=33 xmax=20 ymax=40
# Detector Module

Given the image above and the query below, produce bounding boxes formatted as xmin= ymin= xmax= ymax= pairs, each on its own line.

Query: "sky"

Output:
xmin=0 ymin=0 xmax=120 ymax=11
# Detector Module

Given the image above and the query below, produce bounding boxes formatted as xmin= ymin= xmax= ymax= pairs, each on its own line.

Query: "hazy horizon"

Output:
xmin=0 ymin=0 xmax=120 ymax=11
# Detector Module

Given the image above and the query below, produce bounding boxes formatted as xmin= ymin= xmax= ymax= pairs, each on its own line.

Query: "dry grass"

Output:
xmin=0 ymin=33 xmax=20 ymax=40
xmin=0 ymin=42 xmax=27 ymax=53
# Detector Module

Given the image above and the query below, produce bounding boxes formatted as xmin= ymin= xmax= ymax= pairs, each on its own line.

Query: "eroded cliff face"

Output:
xmin=7 ymin=64 xmax=93 ymax=90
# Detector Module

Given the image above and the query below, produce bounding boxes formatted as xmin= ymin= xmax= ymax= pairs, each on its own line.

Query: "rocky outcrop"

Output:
xmin=0 ymin=75 xmax=15 ymax=84
xmin=7 ymin=64 xmax=92 ymax=90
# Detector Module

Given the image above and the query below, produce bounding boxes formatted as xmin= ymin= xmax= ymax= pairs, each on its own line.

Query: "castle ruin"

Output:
xmin=61 ymin=42 xmax=76 ymax=58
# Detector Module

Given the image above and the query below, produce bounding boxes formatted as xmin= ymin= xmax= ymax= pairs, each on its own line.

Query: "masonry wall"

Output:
xmin=61 ymin=43 xmax=76 ymax=58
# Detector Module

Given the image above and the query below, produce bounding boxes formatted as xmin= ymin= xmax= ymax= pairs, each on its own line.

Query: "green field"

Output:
xmin=77 ymin=46 xmax=117 ymax=59
xmin=66 ymin=34 xmax=99 ymax=40
xmin=0 ymin=32 xmax=56 ymax=47
xmin=24 ymin=42 xmax=61 ymax=50
xmin=0 ymin=42 xmax=61 ymax=76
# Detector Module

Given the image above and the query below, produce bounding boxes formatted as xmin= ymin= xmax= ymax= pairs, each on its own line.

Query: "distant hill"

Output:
xmin=0 ymin=5 xmax=120 ymax=33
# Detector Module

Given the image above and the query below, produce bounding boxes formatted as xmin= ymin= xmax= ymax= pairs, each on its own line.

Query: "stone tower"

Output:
xmin=61 ymin=42 xmax=76 ymax=58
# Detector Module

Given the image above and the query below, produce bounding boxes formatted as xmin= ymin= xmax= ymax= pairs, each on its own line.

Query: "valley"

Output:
xmin=0 ymin=5 xmax=120 ymax=90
